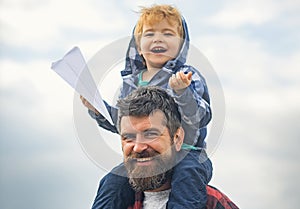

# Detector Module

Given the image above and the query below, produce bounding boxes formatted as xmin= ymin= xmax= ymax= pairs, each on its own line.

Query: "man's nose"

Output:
xmin=133 ymin=141 xmax=148 ymax=153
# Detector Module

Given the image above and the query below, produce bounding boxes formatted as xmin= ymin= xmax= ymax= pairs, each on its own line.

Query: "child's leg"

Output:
xmin=91 ymin=163 xmax=135 ymax=209
xmin=167 ymin=150 xmax=213 ymax=209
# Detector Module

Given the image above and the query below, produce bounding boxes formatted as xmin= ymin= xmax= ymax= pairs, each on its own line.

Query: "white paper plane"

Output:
xmin=51 ymin=47 xmax=113 ymax=125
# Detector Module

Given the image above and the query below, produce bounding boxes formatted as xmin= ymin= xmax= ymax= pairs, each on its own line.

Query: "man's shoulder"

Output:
xmin=206 ymin=185 xmax=239 ymax=209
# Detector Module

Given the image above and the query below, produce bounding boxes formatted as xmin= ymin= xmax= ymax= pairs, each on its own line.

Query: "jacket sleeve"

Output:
xmin=167 ymin=67 xmax=212 ymax=146
xmin=168 ymin=67 xmax=212 ymax=128
xmin=88 ymin=100 xmax=119 ymax=134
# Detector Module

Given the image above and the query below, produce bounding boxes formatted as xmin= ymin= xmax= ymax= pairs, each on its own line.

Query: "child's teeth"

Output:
xmin=152 ymin=48 xmax=165 ymax=53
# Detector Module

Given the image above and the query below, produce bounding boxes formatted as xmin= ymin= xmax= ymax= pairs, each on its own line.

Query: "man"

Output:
xmin=92 ymin=86 xmax=239 ymax=209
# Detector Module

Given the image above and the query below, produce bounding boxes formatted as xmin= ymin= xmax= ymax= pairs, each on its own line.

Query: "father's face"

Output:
xmin=120 ymin=110 xmax=182 ymax=192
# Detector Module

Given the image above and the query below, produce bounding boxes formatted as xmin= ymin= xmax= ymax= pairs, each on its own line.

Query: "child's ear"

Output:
xmin=174 ymin=127 xmax=184 ymax=151
xmin=134 ymin=40 xmax=142 ymax=55
xmin=137 ymin=47 xmax=142 ymax=56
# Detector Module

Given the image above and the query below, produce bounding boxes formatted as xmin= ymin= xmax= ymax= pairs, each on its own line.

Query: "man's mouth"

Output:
xmin=151 ymin=47 xmax=167 ymax=53
xmin=136 ymin=157 xmax=153 ymax=162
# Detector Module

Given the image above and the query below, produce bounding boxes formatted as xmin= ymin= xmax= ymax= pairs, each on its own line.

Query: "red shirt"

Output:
xmin=128 ymin=185 xmax=239 ymax=209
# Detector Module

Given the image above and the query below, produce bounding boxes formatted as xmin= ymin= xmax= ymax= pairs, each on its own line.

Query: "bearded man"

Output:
xmin=92 ymin=86 xmax=239 ymax=209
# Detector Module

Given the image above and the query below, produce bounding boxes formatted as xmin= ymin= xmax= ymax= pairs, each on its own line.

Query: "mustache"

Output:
xmin=127 ymin=149 xmax=160 ymax=159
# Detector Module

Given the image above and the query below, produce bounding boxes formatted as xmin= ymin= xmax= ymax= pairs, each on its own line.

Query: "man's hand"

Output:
xmin=168 ymin=71 xmax=192 ymax=94
xmin=80 ymin=95 xmax=99 ymax=115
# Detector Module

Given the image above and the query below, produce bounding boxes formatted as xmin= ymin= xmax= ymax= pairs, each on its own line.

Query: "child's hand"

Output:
xmin=80 ymin=95 xmax=100 ymax=115
xmin=168 ymin=71 xmax=192 ymax=94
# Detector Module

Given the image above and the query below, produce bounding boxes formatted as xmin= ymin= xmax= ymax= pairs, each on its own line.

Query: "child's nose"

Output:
xmin=153 ymin=33 xmax=163 ymax=43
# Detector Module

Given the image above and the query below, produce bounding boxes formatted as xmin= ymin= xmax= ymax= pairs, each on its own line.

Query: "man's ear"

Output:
xmin=174 ymin=127 xmax=184 ymax=151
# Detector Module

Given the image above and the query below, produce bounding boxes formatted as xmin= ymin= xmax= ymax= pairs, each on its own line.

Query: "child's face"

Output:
xmin=139 ymin=19 xmax=182 ymax=69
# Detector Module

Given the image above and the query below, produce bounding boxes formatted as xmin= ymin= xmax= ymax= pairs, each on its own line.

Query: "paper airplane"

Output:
xmin=51 ymin=47 xmax=113 ymax=125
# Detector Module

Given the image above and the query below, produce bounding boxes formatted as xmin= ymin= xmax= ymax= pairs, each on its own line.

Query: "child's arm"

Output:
xmin=168 ymin=150 xmax=213 ymax=209
xmin=80 ymin=95 xmax=119 ymax=133
xmin=168 ymin=69 xmax=211 ymax=128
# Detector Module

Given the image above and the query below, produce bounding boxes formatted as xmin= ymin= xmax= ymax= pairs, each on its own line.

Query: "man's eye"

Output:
xmin=144 ymin=131 xmax=160 ymax=139
xmin=122 ymin=134 xmax=136 ymax=142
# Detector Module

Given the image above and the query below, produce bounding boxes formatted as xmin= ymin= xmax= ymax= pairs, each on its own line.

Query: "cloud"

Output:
xmin=194 ymin=25 xmax=300 ymax=209
xmin=1 ymin=1 xmax=300 ymax=209
xmin=204 ymin=0 xmax=300 ymax=28
xmin=195 ymin=33 xmax=300 ymax=88
xmin=0 ymin=114 xmax=102 ymax=209
xmin=0 ymin=58 xmax=105 ymax=209
xmin=0 ymin=0 xmax=129 ymax=51
xmin=0 ymin=58 xmax=77 ymax=134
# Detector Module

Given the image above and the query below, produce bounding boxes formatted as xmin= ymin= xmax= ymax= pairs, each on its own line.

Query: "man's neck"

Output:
xmin=145 ymin=179 xmax=171 ymax=192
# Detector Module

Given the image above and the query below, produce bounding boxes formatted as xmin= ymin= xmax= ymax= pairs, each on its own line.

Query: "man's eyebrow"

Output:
xmin=144 ymin=127 xmax=161 ymax=132
xmin=121 ymin=127 xmax=162 ymax=135
xmin=120 ymin=131 xmax=134 ymax=136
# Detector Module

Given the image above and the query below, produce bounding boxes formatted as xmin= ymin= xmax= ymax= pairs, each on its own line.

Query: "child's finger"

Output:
xmin=170 ymin=74 xmax=176 ymax=83
xmin=187 ymin=71 xmax=192 ymax=80
xmin=176 ymin=71 xmax=185 ymax=83
xmin=169 ymin=74 xmax=177 ymax=87
xmin=174 ymin=73 xmax=181 ymax=85
xmin=179 ymin=71 xmax=190 ymax=84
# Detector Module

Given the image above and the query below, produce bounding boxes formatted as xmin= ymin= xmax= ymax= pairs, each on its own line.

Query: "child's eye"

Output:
xmin=164 ymin=33 xmax=174 ymax=36
xmin=144 ymin=32 xmax=154 ymax=37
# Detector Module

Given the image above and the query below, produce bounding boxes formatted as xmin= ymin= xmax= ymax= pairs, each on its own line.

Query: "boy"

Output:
xmin=83 ymin=4 xmax=213 ymax=209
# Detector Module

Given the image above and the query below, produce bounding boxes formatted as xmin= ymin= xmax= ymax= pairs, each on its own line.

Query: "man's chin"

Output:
xmin=126 ymin=159 xmax=174 ymax=192
xmin=128 ymin=170 xmax=171 ymax=192
xmin=125 ymin=147 xmax=176 ymax=191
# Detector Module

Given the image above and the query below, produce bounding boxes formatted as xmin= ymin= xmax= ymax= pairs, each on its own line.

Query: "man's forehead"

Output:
xmin=120 ymin=111 xmax=166 ymax=131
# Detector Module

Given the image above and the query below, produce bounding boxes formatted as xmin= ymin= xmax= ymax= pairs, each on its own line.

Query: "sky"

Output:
xmin=0 ymin=0 xmax=300 ymax=209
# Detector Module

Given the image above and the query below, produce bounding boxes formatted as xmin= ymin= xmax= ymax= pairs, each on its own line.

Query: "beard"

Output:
xmin=128 ymin=168 xmax=173 ymax=192
xmin=124 ymin=147 xmax=176 ymax=192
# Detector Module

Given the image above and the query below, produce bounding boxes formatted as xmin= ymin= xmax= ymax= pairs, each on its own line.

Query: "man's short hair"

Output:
xmin=116 ymin=86 xmax=181 ymax=139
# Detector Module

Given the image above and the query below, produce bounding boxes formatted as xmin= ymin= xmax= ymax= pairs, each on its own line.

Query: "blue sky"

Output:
xmin=1 ymin=0 xmax=300 ymax=209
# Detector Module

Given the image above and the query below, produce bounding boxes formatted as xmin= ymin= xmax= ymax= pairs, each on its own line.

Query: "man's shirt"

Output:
xmin=127 ymin=185 xmax=239 ymax=209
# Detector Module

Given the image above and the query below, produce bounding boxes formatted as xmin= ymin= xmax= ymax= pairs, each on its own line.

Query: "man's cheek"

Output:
xmin=122 ymin=143 xmax=133 ymax=157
